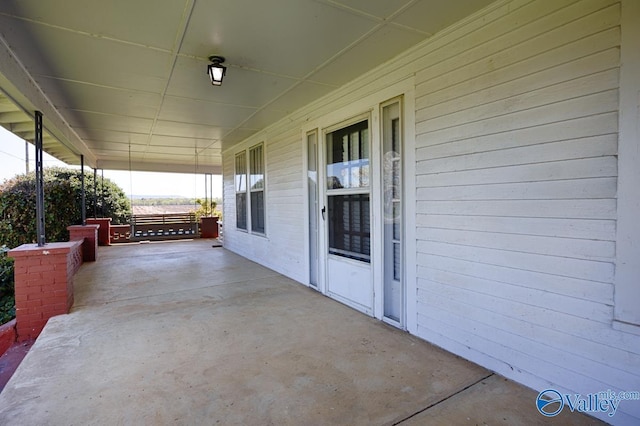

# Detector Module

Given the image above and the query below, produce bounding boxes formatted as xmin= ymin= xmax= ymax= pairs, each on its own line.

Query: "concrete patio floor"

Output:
xmin=0 ymin=239 xmax=603 ymax=425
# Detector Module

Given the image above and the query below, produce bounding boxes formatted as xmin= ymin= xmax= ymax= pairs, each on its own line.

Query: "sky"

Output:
xmin=0 ymin=126 xmax=222 ymax=199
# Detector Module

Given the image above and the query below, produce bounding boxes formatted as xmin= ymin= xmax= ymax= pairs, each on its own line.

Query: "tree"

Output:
xmin=0 ymin=167 xmax=131 ymax=249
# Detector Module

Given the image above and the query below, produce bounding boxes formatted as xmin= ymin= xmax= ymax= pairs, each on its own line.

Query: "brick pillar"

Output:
xmin=8 ymin=241 xmax=83 ymax=341
xmin=86 ymin=218 xmax=112 ymax=246
xmin=67 ymin=224 xmax=99 ymax=262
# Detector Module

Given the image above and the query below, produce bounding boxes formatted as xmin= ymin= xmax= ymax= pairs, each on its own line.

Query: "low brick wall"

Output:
xmin=110 ymin=224 xmax=131 ymax=244
xmin=0 ymin=319 xmax=17 ymax=356
xmin=9 ymin=241 xmax=83 ymax=341
xmin=68 ymin=224 xmax=99 ymax=262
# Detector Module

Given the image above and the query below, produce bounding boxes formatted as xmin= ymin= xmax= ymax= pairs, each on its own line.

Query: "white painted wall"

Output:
xmin=411 ymin=1 xmax=639 ymax=424
xmin=222 ymin=1 xmax=639 ymax=423
xmin=223 ymin=127 xmax=306 ymax=283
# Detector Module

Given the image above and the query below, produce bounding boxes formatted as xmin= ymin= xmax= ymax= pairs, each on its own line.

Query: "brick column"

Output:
xmin=9 ymin=241 xmax=83 ymax=341
xmin=86 ymin=218 xmax=112 ymax=246
xmin=67 ymin=224 xmax=99 ymax=262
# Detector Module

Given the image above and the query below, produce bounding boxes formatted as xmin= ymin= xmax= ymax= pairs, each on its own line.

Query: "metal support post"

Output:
xmin=93 ymin=168 xmax=97 ymax=219
xmin=34 ymin=111 xmax=45 ymax=246
xmin=81 ymin=155 xmax=86 ymax=225
xmin=204 ymin=174 xmax=209 ymax=216
xmin=25 ymin=140 xmax=29 ymax=174
xmin=101 ymin=169 xmax=105 ymax=217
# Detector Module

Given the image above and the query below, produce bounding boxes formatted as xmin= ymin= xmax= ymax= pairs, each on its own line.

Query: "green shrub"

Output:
xmin=0 ymin=167 xmax=131 ymax=248
xmin=0 ymin=246 xmax=15 ymax=325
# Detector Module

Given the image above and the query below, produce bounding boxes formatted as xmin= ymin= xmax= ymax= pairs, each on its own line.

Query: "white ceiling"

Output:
xmin=0 ymin=0 xmax=493 ymax=173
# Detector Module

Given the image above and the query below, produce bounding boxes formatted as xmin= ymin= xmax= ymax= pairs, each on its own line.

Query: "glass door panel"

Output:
xmin=307 ymin=131 xmax=319 ymax=288
xmin=324 ymin=118 xmax=373 ymax=314
xmin=326 ymin=119 xmax=370 ymax=263
xmin=382 ymin=101 xmax=403 ymax=324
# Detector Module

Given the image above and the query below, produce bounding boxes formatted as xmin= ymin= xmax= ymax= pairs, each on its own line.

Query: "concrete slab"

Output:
xmin=402 ymin=374 xmax=605 ymax=426
xmin=0 ymin=240 xmax=604 ymax=425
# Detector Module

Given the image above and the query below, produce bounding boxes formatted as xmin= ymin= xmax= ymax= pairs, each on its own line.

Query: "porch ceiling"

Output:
xmin=0 ymin=0 xmax=493 ymax=173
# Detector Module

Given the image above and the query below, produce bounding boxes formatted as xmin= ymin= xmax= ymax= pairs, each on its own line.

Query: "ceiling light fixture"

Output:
xmin=207 ymin=55 xmax=227 ymax=86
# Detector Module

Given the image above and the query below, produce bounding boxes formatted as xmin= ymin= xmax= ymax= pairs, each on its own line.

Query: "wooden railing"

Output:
xmin=110 ymin=224 xmax=131 ymax=244
xmin=130 ymin=213 xmax=199 ymax=241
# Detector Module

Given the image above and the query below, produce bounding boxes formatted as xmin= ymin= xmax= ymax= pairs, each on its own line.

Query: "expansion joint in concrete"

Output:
xmin=393 ymin=372 xmax=496 ymax=425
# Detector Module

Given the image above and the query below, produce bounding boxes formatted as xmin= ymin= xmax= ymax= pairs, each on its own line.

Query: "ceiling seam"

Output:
xmin=74 ymin=126 xmax=224 ymax=142
xmin=221 ymin=0 xmax=423 ymax=146
xmin=39 ymin=56 xmax=325 ymax=94
xmin=37 ymin=76 xmax=162 ymax=95
xmin=317 ymin=0 xmax=386 ymax=22
xmin=62 ymin=108 xmax=154 ymax=121
xmin=39 ymin=75 xmax=272 ymax=112
xmin=142 ymin=0 xmax=197 ymax=162
xmin=0 ymin=12 xmax=173 ymax=54
xmin=319 ymin=0 xmax=430 ymax=37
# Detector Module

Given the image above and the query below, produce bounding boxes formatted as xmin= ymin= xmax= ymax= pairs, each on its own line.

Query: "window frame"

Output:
xmin=325 ymin=117 xmax=371 ymax=263
xmin=234 ymin=143 xmax=266 ymax=236
xmin=234 ymin=151 xmax=248 ymax=231
xmin=249 ymin=143 xmax=266 ymax=235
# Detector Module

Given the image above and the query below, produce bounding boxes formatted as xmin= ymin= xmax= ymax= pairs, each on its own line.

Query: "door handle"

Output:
xmin=321 ymin=206 xmax=326 ymax=220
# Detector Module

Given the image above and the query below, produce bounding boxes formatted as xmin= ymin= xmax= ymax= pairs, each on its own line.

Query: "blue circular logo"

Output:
xmin=537 ymin=389 xmax=564 ymax=417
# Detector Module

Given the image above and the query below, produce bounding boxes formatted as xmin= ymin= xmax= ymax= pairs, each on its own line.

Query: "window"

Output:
xmin=326 ymin=119 xmax=370 ymax=262
xmin=328 ymin=194 xmax=370 ymax=262
xmin=235 ymin=144 xmax=265 ymax=234
xmin=326 ymin=121 xmax=369 ymax=189
xmin=235 ymin=152 xmax=247 ymax=230
xmin=249 ymin=144 xmax=265 ymax=234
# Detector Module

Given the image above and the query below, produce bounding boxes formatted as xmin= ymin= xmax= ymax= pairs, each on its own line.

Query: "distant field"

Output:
xmin=132 ymin=205 xmax=197 ymax=215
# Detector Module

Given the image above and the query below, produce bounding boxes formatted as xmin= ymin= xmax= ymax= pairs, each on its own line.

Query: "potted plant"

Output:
xmin=196 ymin=199 xmax=219 ymax=238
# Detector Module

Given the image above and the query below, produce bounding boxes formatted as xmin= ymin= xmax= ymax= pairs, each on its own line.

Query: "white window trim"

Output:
xmin=614 ymin=0 xmax=640 ymax=333
xmin=234 ymin=151 xmax=248 ymax=232
xmin=249 ymin=142 xmax=266 ymax=236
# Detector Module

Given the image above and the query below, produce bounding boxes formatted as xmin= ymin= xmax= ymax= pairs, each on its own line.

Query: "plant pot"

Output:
xmin=200 ymin=216 xmax=219 ymax=238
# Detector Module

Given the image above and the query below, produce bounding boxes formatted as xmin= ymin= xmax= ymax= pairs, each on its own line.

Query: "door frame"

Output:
xmin=379 ymin=96 xmax=405 ymax=328
xmin=301 ymin=77 xmax=417 ymax=331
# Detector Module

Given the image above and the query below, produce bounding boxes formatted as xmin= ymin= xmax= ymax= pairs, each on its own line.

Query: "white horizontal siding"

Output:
xmin=222 ymin=131 xmax=305 ymax=283
xmin=417 ymin=228 xmax=615 ymax=262
xmin=221 ymin=0 xmax=639 ymax=423
xmin=417 ymin=133 xmax=617 ymax=173
xmin=417 ymin=240 xmax=614 ymax=282
xmin=417 ymin=214 xmax=616 ymax=241
xmin=417 ymin=112 xmax=618 ymax=160
xmin=414 ymin=1 xmax=619 ymax=91
xmin=415 ymin=287 xmax=633 ymax=389
xmin=417 ymin=199 xmax=616 ymax=219
xmin=416 ymin=252 xmax=613 ymax=304
xmin=413 ymin=1 xmax=639 ymax=423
